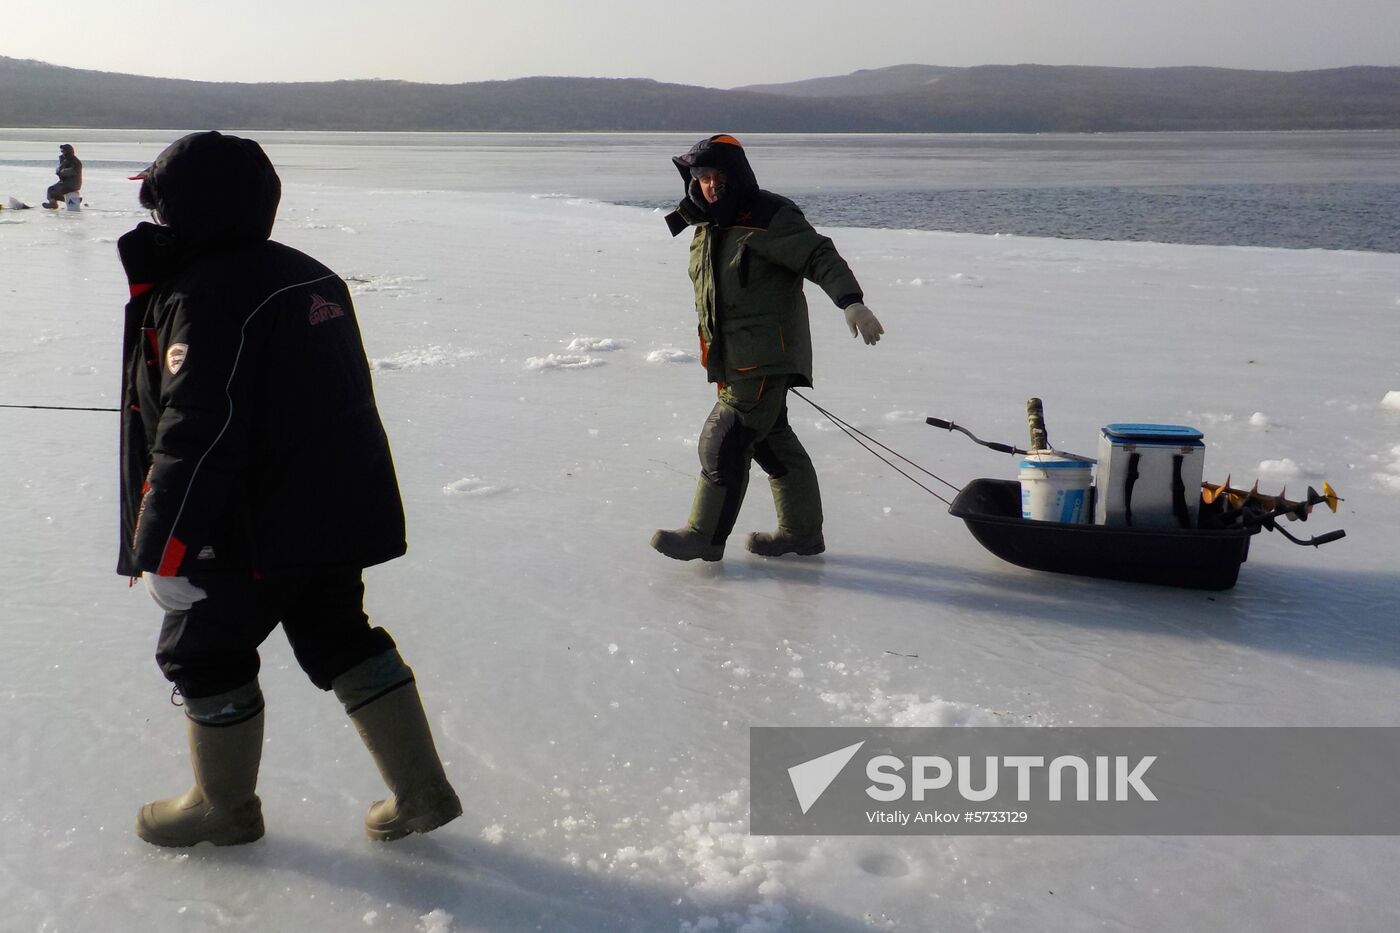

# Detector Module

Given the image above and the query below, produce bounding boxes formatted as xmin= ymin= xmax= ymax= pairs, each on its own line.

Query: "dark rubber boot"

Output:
xmin=349 ymin=682 xmax=462 ymax=841
xmin=746 ymin=529 xmax=826 ymax=557
xmin=651 ymin=476 xmax=734 ymax=561
xmin=136 ymin=711 xmax=265 ymax=847
xmin=650 ymin=527 xmax=724 ymax=561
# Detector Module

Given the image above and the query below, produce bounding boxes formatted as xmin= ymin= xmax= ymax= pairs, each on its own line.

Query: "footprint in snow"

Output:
xmin=858 ymin=852 xmax=911 ymax=878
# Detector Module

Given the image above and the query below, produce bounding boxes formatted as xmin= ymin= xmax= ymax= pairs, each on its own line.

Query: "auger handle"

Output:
xmin=926 ymin=417 xmax=1021 ymax=455
xmin=1027 ymin=398 xmax=1049 ymax=451
xmin=1310 ymin=530 xmax=1346 ymax=547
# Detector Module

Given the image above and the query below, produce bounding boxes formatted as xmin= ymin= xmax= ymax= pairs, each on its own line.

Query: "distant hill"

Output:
xmin=739 ymin=64 xmax=1400 ymax=131
xmin=3 ymin=57 xmax=1398 ymax=132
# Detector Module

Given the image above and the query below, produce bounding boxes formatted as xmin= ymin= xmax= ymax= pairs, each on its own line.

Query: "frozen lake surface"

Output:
xmin=2 ymin=134 xmax=1400 ymax=932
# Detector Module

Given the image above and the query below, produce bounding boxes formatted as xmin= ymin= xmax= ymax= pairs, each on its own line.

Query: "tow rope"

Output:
xmin=791 ymin=390 xmax=959 ymax=506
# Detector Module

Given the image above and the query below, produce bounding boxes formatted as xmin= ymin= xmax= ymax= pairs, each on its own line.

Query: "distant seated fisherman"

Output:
xmin=43 ymin=143 xmax=82 ymax=209
xmin=651 ymin=134 xmax=885 ymax=562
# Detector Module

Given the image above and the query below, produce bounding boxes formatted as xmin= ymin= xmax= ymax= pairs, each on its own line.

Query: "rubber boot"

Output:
xmin=749 ymin=459 xmax=825 ymax=556
xmin=746 ymin=528 xmax=826 ymax=557
xmin=651 ymin=474 xmax=745 ymax=561
xmin=349 ymin=682 xmax=462 ymax=841
xmin=135 ymin=711 xmax=265 ymax=847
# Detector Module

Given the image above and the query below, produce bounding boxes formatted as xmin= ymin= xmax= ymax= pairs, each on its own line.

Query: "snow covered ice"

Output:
xmin=3 ymin=139 xmax=1400 ymax=932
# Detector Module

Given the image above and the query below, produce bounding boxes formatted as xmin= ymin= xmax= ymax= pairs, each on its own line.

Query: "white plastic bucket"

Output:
xmin=64 ymin=192 xmax=82 ymax=211
xmin=1019 ymin=452 xmax=1092 ymax=523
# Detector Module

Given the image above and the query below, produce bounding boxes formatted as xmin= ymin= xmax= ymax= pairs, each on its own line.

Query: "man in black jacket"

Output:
xmin=43 ymin=143 xmax=82 ymax=208
xmin=118 ymin=131 xmax=460 ymax=847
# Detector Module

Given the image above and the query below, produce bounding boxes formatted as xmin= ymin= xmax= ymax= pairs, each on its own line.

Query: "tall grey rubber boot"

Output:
xmin=348 ymin=681 xmax=462 ymax=841
xmin=135 ymin=711 xmax=265 ymax=847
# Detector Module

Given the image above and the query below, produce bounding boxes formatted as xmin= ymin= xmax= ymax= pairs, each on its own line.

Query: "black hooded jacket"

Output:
xmin=117 ymin=131 xmax=406 ymax=578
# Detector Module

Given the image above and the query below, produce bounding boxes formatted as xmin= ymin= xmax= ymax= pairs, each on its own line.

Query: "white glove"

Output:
xmin=843 ymin=302 xmax=884 ymax=345
xmin=144 ymin=574 xmax=208 ymax=613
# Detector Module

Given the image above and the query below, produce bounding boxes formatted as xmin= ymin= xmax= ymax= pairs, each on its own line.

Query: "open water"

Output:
xmin=3 ymin=129 xmax=1397 ymax=251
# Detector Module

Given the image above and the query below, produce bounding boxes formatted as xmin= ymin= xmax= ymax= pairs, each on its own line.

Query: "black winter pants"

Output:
xmin=155 ymin=569 xmax=396 ymax=699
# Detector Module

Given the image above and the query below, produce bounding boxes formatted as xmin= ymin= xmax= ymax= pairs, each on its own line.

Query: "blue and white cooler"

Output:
xmin=1094 ymin=423 xmax=1205 ymax=528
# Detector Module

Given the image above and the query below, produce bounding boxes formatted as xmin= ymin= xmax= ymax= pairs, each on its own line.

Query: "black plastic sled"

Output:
xmin=948 ymin=479 xmax=1260 ymax=591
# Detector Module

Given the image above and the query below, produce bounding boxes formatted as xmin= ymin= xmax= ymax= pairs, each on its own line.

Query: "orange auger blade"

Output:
xmin=1200 ymin=477 xmax=1230 ymax=505
xmin=1203 ymin=477 xmax=1341 ymax=519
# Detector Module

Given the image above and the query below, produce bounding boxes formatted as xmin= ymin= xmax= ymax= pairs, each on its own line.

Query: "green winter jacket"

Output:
xmin=667 ymin=135 xmax=863 ymax=387
xmin=687 ymin=193 xmax=862 ymax=387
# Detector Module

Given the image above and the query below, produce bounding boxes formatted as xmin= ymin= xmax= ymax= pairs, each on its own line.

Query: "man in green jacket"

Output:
xmin=651 ymin=134 xmax=884 ymax=562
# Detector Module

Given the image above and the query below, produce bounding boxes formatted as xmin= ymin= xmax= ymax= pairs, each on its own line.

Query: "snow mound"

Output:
xmin=1374 ymin=445 xmax=1400 ymax=493
xmin=1249 ymin=412 xmax=1272 ymax=428
xmin=415 ymin=910 xmax=454 ymax=933
xmin=665 ymin=791 xmax=793 ymax=903
xmin=647 ymin=348 xmax=698 ymax=364
xmin=567 ymin=337 xmax=631 ymax=352
xmin=345 ymin=272 xmax=427 ymax=296
xmin=682 ymin=904 xmax=791 ymax=933
xmin=525 ymin=353 xmax=605 ymax=371
xmin=1257 ymin=458 xmax=1304 ymax=479
xmin=819 ymin=688 xmax=1007 ymax=728
xmin=1382 ymin=391 xmax=1400 ymax=412
xmin=371 ymin=346 xmax=471 ymax=371
xmin=442 ymin=477 xmax=508 ymax=497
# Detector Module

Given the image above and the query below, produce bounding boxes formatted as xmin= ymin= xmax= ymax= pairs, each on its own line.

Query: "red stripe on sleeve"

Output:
xmin=157 ymin=538 xmax=187 ymax=577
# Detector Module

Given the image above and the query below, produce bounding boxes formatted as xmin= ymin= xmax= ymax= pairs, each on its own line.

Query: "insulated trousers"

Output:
xmin=689 ymin=375 xmax=823 ymax=545
xmin=155 ymin=569 xmax=396 ymax=699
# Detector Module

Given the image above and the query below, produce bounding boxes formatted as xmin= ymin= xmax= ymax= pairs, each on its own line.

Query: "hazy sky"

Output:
xmin=6 ymin=0 xmax=1398 ymax=88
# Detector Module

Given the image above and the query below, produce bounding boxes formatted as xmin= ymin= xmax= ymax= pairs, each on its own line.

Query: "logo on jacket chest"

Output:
xmin=308 ymin=293 xmax=346 ymax=326
xmin=166 ymin=343 xmax=188 ymax=375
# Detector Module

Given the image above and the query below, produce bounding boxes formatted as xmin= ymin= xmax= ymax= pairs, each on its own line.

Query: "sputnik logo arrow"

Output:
xmin=788 ymin=741 xmax=865 ymax=814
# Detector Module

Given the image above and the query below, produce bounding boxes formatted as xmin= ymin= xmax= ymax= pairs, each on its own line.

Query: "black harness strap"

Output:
xmin=1171 ymin=453 xmax=1192 ymax=528
xmin=1123 ymin=452 xmax=1141 ymax=526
